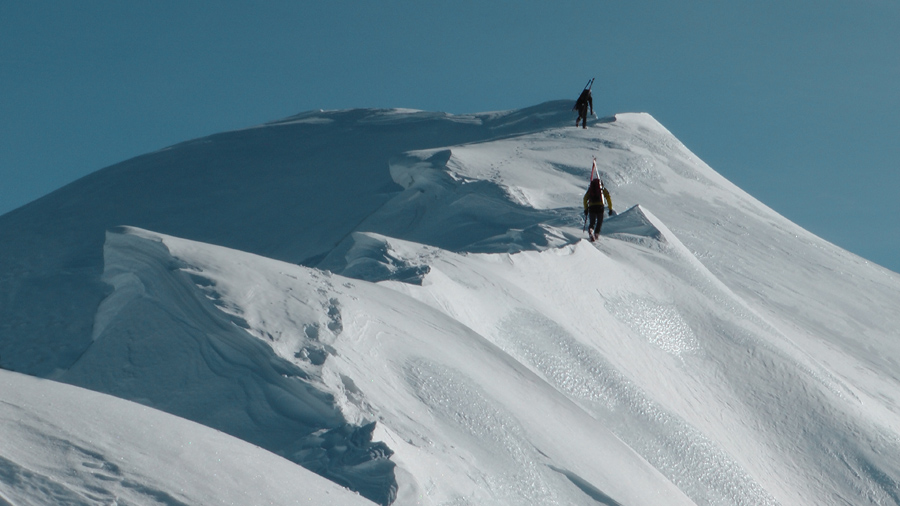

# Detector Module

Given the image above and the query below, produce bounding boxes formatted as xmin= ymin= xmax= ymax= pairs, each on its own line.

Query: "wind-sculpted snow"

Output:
xmin=2 ymin=104 xmax=900 ymax=505
xmin=58 ymin=227 xmax=399 ymax=505
xmin=291 ymin=422 xmax=398 ymax=506
xmin=80 ymin=226 xmax=693 ymax=506
xmin=0 ymin=101 xmax=577 ymax=377
xmin=318 ymin=232 xmax=432 ymax=285
xmin=601 ymin=204 xmax=666 ymax=245
xmin=377 ymin=149 xmax=579 ymax=254
xmin=405 ymin=359 xmax=565 ymax=505
xmin=0 ymin=369 xmax=373 ymax=506
xmin=496 ymin=309 xmax=778 ymax=506
xmin=605 ymin=295 xmax=700 ymax=357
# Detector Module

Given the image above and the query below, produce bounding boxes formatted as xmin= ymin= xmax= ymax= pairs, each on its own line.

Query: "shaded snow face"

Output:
xmin=58 ymin=228 xmax=400 ymax=505
xmin=0 ymin=369 xmax=374 ymax=506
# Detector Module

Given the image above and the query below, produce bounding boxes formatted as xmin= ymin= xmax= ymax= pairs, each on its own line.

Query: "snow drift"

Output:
xmin=2 ymin=102 xmax=899 ymax=505
xmin=0 ymin=369 xmax=373 ymax=506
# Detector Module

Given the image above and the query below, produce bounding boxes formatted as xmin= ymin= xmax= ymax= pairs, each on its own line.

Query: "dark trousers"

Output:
xmin=577 ymin=106 xmax=588 ymax=127
xmin=588 ymin=206 xmax=605 ymax=235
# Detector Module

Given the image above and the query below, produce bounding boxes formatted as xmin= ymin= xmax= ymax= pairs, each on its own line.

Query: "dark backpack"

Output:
xmin=574 ymin=89 xmax=590 ymax=110
xmin=588 ymin=179 xmax=603 ymax=200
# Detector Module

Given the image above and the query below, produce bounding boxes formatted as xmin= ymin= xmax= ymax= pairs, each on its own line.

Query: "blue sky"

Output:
xmin=2 ymin=1 xmax=898 ymax=273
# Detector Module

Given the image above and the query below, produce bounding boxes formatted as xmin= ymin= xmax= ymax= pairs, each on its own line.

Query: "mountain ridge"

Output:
xmin=2 ymin=103 xmax=899 ymax=505
xmin=0 ymin=101 xmax=580 ymax=376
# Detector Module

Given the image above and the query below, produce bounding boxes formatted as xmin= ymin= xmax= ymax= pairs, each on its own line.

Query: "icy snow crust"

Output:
xmin=2 ymin=102 xmax=900 ymax=505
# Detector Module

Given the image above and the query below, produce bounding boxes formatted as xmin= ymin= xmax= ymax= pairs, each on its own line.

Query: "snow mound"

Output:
xmin=61 ymin=226 xmax=399 ymax=505
xmin=601 ymin=204 xmax=665 ymax=244
xmin=85 ymin=226 xmax=696 ymax=506
xmin=318 ymin=232 xmax=433 ymax=284
xmin=0 ymin=368 xmax=373 ymax=506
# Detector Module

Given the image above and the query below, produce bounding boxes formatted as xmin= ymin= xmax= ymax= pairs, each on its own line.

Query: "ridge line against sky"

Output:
xmin=1 ymin=1 xmax=898 ymax=273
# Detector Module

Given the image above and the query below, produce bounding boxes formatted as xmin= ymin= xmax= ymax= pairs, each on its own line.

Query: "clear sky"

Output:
xmin=2 ymin=1 xmax=898 ymax=273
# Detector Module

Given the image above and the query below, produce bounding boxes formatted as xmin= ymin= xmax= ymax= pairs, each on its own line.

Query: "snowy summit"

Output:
xmin=1 ymin=101 xmax=899 ymax=505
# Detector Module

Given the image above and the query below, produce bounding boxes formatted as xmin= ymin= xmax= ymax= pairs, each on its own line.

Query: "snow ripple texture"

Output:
xmin=498 ymin=309 xmax=779 ymax=506
xmin=405 ymin=358 xmax=585 ymax=506
xmin=605 ymin=295 xmax=700 ymax=357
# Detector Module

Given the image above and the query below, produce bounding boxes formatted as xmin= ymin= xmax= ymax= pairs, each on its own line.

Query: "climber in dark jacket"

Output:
xmin=574 ymin=88 xmax=593 ymax=129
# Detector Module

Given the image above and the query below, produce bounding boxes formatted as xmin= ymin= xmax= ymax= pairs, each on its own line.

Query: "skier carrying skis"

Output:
xmin=583 ymin=160 xmax=613 ymax=241
xmin=574 ymin=82 xmax=593 ymax=129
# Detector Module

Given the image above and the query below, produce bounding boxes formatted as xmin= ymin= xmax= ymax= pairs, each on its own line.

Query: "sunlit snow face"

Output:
xmin=403 ymin=358 xmax=565 ymax=505
xmin=605 ymin=295 xmax=699 ymax=358
xmin=492 ymin=309 xmax=778 ymax=506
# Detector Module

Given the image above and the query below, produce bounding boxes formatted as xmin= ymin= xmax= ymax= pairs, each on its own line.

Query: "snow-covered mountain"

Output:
xmin=2 ymin=102 xmax=899 ymax=505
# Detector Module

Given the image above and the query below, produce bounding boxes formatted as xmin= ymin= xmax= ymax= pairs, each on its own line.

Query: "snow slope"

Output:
xmin=1 ymin=104 xmax=899 ymax=505
xmin=0 ymin=103 xmax=576 ymax=377
xmin=0 ymin=368 xmax=373 ymax=505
